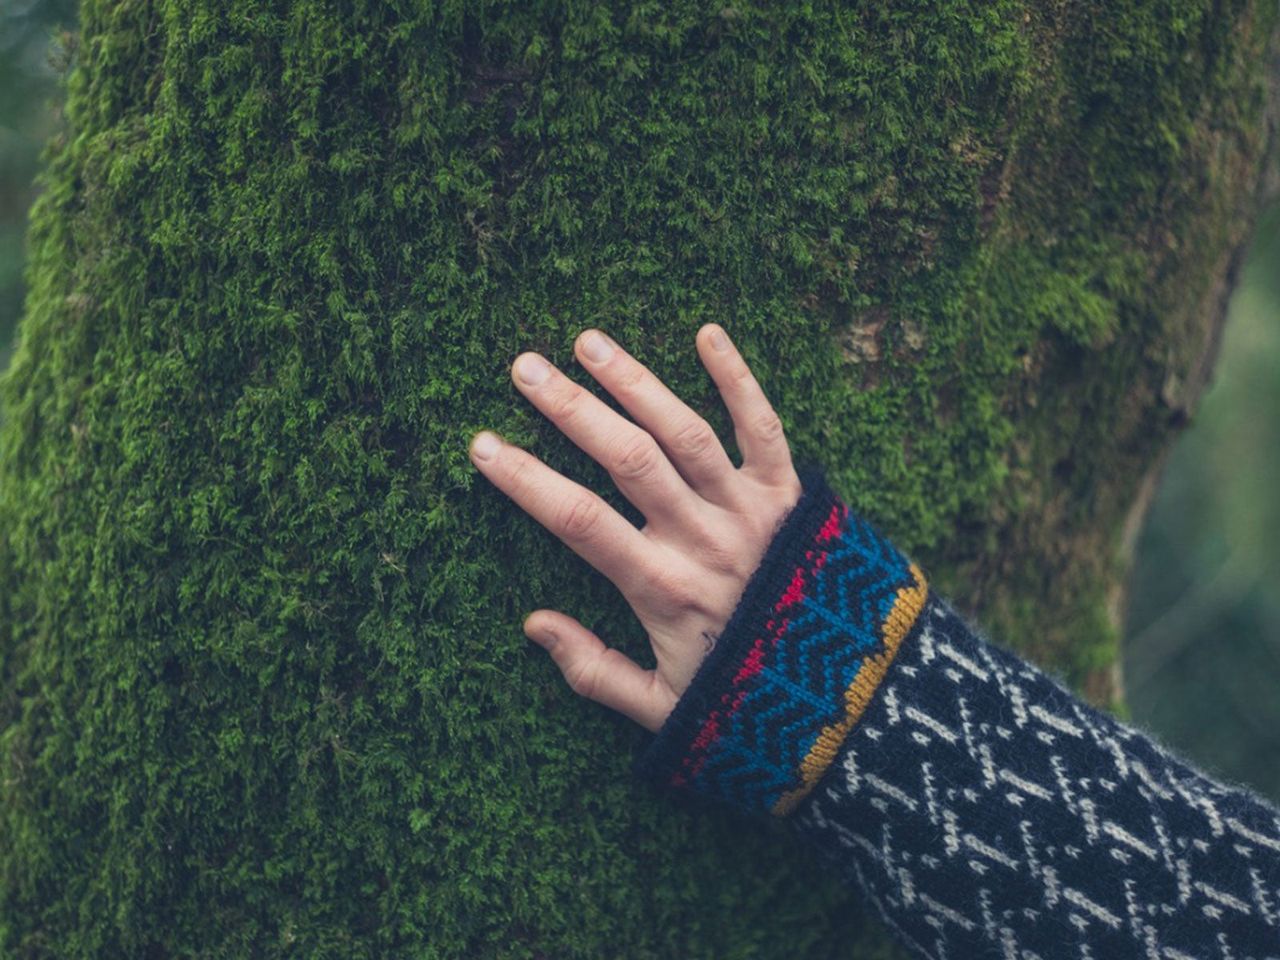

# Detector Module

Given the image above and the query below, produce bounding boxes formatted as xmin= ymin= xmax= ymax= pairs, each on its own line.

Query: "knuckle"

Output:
xmin=545 ymin=383 xmax=584 ymax=423
xmin=505 ymin=452 xmax=534 ymax=487
xmin=566 ymin=657 xmax=599 ymax=698
xmin=776 ymin=472 xmax=803 ymax=508
xmin=611 ymin=433 xmax=663 ymax=482
xmin=557 ymin=495 xmax=603 ymax=540
xmin=671 ymin=418 xmax=718 ymax=460
xmin=682 ymin=511 xmax=750 ymax=577
xmin=753 ymin=410 xmax=785 ymax=442
xmin=728 ymin=361 xmax=755 ymax=388
xmin=642 ymin=564 xmax=700 ymax=612
xmin=616 ymin=362 xmax=649 ymax=393
xmin=700 ymin=537 xmax=746 ymax=577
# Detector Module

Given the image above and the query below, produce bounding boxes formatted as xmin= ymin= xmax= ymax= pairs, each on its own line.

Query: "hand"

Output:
xmin=468 ymin=325 xmax=803 ymax=733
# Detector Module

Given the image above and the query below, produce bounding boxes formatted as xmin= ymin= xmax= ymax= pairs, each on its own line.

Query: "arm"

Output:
xmin=635 ymin=465 xmax=1280 ymax=959
xmin=468 ymin=325 xmax=1280 ymax=959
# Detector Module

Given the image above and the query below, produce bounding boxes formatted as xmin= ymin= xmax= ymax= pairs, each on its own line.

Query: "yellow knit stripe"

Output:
xmin=771 ymin=563 xmax=928 ymax=817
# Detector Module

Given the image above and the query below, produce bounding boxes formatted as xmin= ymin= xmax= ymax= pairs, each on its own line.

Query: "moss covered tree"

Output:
xmin=1 ymin=1 xmax=1276 ymax=956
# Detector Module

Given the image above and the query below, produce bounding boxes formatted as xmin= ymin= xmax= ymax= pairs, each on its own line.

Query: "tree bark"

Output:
xmin=1 ymin=2 xmax=1276 ymax=957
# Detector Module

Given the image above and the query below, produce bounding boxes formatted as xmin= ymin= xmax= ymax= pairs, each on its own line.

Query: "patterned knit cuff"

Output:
xmin=632 ymin=462 xmax=929 ymax=818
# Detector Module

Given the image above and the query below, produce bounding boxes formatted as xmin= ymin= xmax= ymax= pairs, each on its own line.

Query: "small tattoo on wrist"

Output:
xmin=701 ymin=630 xmax=719 ymax=653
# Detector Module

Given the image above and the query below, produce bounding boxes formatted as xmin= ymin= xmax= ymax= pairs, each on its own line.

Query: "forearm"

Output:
xmin=793 ymin=591 xmax=1280 ymax=958
xmin=636 ymin=466 xmax=1280 ymax=959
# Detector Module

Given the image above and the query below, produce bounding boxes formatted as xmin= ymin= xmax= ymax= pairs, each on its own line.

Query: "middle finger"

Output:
xmin=573 ymin=329 xmax=738 ymax=505
xmin=511 ymin=351 xmax=703 ymax=529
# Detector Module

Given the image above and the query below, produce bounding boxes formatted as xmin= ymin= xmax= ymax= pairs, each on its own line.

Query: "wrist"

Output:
xmin=633 ymin=462 xmax=928 ymax=817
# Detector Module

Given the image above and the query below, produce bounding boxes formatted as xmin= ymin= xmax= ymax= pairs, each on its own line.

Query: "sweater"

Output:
xmin=634 ymin=464 xmax=1280 ymax=960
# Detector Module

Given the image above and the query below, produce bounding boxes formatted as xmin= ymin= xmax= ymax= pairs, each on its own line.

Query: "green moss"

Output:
xmin=0 ymin=1 xmax=1274 ymax=956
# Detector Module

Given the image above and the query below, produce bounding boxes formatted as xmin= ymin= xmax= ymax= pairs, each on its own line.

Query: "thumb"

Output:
xmin=523 ymin=609 xmax=677 ymax=733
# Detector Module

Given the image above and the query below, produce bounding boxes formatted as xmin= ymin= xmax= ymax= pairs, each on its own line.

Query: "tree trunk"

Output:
xmin=1 ymin=2 xmax=1276 ymax=957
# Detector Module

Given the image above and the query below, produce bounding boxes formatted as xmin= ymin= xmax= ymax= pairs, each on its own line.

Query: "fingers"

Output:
xmin=469 ymin=431 xmax=656 ymax=597
xmin=523 ymin=609 xmax=677 ymax=732
xmin=695 ymin=323 xmax=796 ymax=485
xmin=510 ymin=350 xmax=706 ymax=528
xmin=572 ymin=330 xmax=738 ymax=504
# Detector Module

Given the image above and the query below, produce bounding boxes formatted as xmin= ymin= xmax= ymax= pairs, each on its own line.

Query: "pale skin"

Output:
xmin=467 ymin=324 xmax=804 ymax=733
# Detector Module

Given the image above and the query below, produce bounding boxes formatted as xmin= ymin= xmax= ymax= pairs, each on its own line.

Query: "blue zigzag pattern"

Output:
xmin=648 ymin=474 xmax=922 ymax=814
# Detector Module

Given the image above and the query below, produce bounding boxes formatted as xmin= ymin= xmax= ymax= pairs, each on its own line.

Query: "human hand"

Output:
xmin=468 ymin=325 xmax=804 ymax=733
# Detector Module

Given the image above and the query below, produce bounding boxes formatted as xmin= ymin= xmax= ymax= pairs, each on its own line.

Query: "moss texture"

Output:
xmin=0 ymin=1 xmax=1275 ymax=957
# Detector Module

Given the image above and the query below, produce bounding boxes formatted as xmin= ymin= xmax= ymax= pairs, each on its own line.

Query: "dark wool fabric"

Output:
xmin=636 ymin=467 xmax=1280 ymax=960
xmin=634 ymin=462 xmax=925 ymax=816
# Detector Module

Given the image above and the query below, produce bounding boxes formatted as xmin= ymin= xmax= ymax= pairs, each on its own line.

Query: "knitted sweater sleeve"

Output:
xmin=633 ymin=464 xmax=1280 ymax=960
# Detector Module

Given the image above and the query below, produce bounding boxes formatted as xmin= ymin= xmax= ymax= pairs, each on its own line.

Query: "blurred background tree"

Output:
xmin=1124 ymin=205 xmax=1280 ymax=800
xmin=0 ymin=0 xmax=76 ymax=371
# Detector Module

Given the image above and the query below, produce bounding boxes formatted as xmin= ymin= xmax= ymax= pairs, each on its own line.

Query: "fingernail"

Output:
xmin=528 ymin=624 xmax=555 ymax=648
xmin=471 ymin=431 xmax=501 ymax=460
xmin=581 ymin=330 xmax=614 ymax=364
xmin=710 ymin=326 xmax=729 ymax=351
xmin=515 ymin=353 xmax=550 ymax=386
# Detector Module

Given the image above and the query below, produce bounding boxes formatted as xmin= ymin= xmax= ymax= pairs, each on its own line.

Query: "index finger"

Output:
xmin=468 ymin=430 xmax=656 ymax=596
